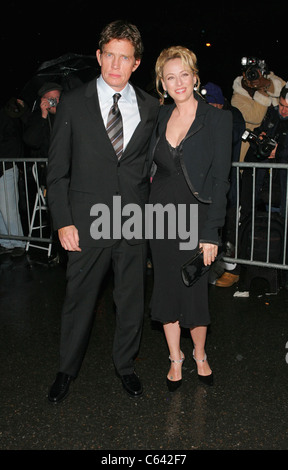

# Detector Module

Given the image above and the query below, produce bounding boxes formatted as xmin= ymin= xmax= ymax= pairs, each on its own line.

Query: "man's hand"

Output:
xmin=268 ymin=143 xmax=278 ymax=159
xmin=259 ymin=132 xmax=277 ymax=159
xmin=40 ymin=97 xmax=50 ymax=119
xmin=242 ymin=72 xmax=273 ymax=96
xmin=58 ymin=225 xmax=81 ymax=252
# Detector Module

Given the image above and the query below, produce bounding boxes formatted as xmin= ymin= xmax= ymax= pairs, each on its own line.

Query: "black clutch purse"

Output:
xmin=181 ymin=249 xmax=212 ymax=287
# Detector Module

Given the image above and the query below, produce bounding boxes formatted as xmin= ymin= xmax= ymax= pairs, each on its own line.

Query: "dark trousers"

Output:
xmin=59 ymin=239 xmax=147 ymax=377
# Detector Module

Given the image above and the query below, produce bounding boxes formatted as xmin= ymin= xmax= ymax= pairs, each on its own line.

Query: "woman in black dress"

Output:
xmin=149 ymin=46 xmax=232 ymax=391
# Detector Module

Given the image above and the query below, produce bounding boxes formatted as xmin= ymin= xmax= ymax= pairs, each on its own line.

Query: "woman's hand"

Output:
xmin=199 ymin=242 xmax=218 ymax=266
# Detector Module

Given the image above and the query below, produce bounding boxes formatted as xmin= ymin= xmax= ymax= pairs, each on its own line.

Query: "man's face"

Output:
xmin=279 ymin=97 xmax=288 ymax=119
xmin=96 ymin=39 xmax=141 ymax=91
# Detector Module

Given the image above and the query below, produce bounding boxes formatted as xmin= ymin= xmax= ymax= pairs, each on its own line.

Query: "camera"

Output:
xmin=242 ymin=129 xmax=277 ymax=159
xmin=241 ymin=57 xmax=268 ymax=81
xmin=47 ymin=97 xmax=58 ymax=108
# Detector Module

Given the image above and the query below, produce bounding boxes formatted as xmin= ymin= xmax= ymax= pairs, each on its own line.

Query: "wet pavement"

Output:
xmin=1 ymin=249 xmax=288 ymax=452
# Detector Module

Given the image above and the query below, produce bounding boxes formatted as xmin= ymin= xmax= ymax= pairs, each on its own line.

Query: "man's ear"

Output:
xmin=96 ymin=49 xmax=102 ymax=67
xmin=132 ymin=58 xmax=141 ymax=73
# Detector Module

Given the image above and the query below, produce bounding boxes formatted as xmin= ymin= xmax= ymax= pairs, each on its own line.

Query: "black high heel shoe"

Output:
xmin=193 ymin=349 xmax=213 ymax=386
xmin=166 ymin=352 xmax=185 ymax=392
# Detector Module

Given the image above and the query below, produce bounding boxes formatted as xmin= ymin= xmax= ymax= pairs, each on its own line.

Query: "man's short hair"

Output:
xmin=98 ymin=20 xmax=144 ymax=60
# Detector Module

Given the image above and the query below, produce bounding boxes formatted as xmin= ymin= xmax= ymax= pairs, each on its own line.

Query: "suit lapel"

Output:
xmin=85 ymin=80 xmax=107 ymax=130
xmin=84 ymin=80 xmax=117 ymax=158
xmin=120 ymin=85 xmax=149 ymax=158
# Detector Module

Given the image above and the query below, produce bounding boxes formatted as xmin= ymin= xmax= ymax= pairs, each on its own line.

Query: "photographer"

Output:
xmin=23 ymin=83 xmax=63 ymax=262
xmin=241 ymin=84 xmax=288 ymax=220
xmin=216 ymin=84 xmax=288 ymax=288
xmin=24 ymin=82 xmax=63 ymax=166
xmin=231 ymin=57 xmax=285 ymax=162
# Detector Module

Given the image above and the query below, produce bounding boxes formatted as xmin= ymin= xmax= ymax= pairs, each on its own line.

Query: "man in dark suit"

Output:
xmin=47 ymin=20 xmax=159 ymax=403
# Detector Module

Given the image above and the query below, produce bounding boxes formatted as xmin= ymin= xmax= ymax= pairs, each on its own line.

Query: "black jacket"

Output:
xmin=47 ymin=79 xmax=159 ymax=247
xmin=24 ymin=110 xmax=55 ymax=158
xmin=0 ymin=108 xmax=26 ymax=177
xmin=149 ymin=94 xmax=233 ymax=244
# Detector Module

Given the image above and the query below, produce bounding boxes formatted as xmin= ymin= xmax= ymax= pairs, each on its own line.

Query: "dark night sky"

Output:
xmin=2 ymin=1 xmax=287 ymax=106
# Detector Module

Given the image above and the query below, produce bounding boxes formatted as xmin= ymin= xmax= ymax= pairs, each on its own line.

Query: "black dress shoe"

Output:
xmin=48 ymin=372 xmax=74 ymax=404
xmin=198 ymin=371 xmax=214 ymax=386
xmin=121 ymin=372 xmax=143 ymax=397
xmin=166 ymin=377 xmax=182 ymax=392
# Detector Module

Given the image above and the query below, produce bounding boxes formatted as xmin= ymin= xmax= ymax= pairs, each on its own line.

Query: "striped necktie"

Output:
xmin=106 ymin=93 xmax=123 ymax=159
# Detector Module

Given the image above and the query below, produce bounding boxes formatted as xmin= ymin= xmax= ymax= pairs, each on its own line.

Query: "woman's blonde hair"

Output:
xmin=155 ymin=46 xmax=200 ymax=104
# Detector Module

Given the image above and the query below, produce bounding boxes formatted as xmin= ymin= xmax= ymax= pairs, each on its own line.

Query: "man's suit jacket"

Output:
xmin=47 ymin=79 xmax=159 ymax=247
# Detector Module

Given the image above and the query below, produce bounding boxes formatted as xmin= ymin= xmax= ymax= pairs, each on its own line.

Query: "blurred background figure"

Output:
xmin=24 ymin=83 xmax=63 ymax=263
xmin=24 ymin=82 xmax=63 ymax=171
xmin=0 ymin=97 xmax=30 ymax=256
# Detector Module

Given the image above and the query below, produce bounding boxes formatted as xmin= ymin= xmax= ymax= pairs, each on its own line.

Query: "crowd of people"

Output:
xmin=212 ymin=58 xmax=287 ymax=287
xmin=1 ymin=19 xmax=287 ymax=402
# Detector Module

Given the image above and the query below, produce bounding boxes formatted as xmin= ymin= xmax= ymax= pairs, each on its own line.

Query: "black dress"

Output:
xmin=149 ymin=133 xmax=210 ymax=328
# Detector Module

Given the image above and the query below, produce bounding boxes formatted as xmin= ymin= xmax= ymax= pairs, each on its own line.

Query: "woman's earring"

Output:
xmin=163 ymin=90 xmax=168 ymax=98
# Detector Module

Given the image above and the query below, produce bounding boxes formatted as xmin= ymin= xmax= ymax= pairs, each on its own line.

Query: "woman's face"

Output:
xmin=161 ymin=58 xmax=196 ymax=103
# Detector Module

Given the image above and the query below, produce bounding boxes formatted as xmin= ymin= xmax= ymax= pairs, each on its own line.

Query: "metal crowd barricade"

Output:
xmin=223 ymin=161 xmax=288 ymax=271
xmin=1 ymin=158 xmax=288 ymax=269
xmin=0 ymin=158 xmax=52 ymax=256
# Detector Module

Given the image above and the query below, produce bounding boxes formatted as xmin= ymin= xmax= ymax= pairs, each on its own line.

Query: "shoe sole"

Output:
xmin=122 ymin=385 xmax=143 ymax=397
xmin=47 ymin=390 xmax=70 ymax=404
xmin=215 ymin=282 xmax=239 ymax=287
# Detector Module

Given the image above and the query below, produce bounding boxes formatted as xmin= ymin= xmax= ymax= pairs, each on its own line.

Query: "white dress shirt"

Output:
xmin=97 ymin=75 xmax=141 ymax=151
